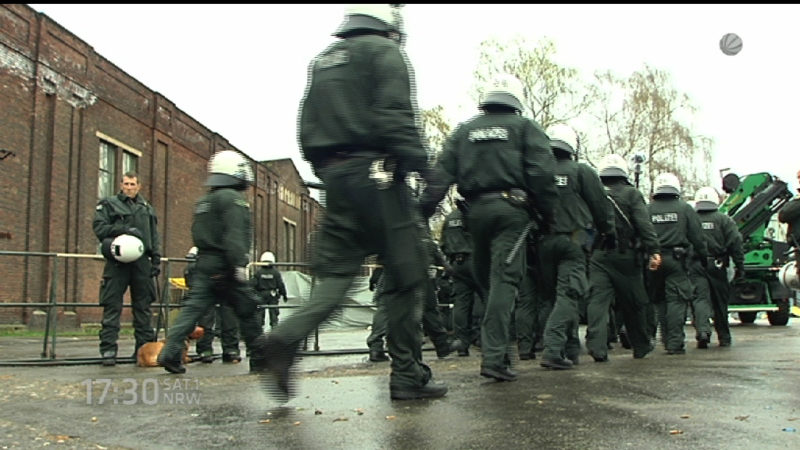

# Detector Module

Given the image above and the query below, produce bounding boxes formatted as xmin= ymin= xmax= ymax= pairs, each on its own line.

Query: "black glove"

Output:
xmin=734 ymin=265 xmax=745 ymax=280
xmin=150 ymin=255 xmax=161 ymax=277
xmin=126 ymin=227 xmax=144 ymax=240
xmin=283 ymin=296 xmax=288 ymax=303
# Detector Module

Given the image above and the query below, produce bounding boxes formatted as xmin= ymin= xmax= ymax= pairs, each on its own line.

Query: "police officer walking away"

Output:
xmin=585 ymin=155 xmax=661 ymax=362
xmin=691 ymin=186 xmax=744 ymax=347
xmin=93 ymin=171 xmax=161 ymax=366
xmin=535 ymin=124 xmax=616 ymax=370
xmin=250 ymin=5 xmax=447 ymax=401
xmin=157 ymin=150 xmax=263 ymax=374
xmin=647 ymin=172 xmax=708 ymax=354
xmin=421 ymin=74 xmax=558 ymax=382
xmin=252 ymin=251 xmax=288 ymax=329
xmin=778 ymin=169 xmax=800 ymax=280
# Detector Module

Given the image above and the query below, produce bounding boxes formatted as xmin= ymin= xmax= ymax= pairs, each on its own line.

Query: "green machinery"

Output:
xmin=719 ymin=172 xmax=795 ymax=325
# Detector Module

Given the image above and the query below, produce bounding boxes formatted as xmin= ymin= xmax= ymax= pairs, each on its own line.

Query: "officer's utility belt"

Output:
xmin=319 ymin=149 xmax=383 ymax=169
xmin=667 ymin=246 xmax=688 ymax=259
xmin=709 ymin=255 xmax=729 ymax=268
xmin=269 ymin=289 xmax=279 ymax=297
xmin=469 ymin=188 xmax=528 ymax=208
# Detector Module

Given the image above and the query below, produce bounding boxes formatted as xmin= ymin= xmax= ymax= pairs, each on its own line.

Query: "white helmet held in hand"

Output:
xmin=186 ymin=246 xmax=198 ymax=259
xmin=479 ymin=74 xmax=526 ymax=112
xmin=206 ymin=150 xmax=254 ymax=188
xmin=260 ymin=251 xmax=276 ymax=264
xmin=654 ymin=172 xmax=681 ymax=196
xmin=546 ymin=123 xmax=579 ymax=156
xmin=102 ymin=234 xmax=144 ymax=263
xmin=694 ymin=186 xmax=720 ymax=211
xmin=598 ymin=154 xmax=630 ymax=178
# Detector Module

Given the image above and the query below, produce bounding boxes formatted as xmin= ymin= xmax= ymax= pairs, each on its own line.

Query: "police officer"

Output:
xmin=585 ymin=154 xmax=661 ymax=362
xmin=440 ymin=202 xmax=484 ymax=357
xmin=420 ymin=232 xmax=459 ymax=358
xmin=93 ymin=171 xmax=161 ymax=366
xmin=157 ymin=150 xmax=263 ymax=374
xmin=250 ymin=5 xmax=447 ymax=402
xmin=778 ymin=169 xmax=800 ymax=279
xmin=421 ymin=74 xmax=558 ymax=382
xmin=252 ymin=251 xmax=288 ymax=329
xmin=691 ymin=186 xmax=744 ymax=347
xmin=536 ymin=124 xmax=616 ymax=370
xmin=646 ymin=172 xmax=708 ymax=355
xmin=366 ymin=265 xmax=390 ymax=362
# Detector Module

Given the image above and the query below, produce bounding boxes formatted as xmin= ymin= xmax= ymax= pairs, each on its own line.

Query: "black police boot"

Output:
xmin=199 ymin=350 xmax=214 ymax=363
xmin=540 ymin=356 xmax=574 ymax=370
xmin=101 ymin=351 xmax=116 ymax=367
xmin=157 ymin=352 xmax=186 ymax=374
xmin=249 ymin=334 xmax=297 ymax=403
xmin=390 ymin=379 xmax=448 ymax=400
xmin=480 ymin=366 xmax=518 ymax=382
xmin=369 ymin=349 xmax=390 ymax=362
xmin=222 ymin=352 xmax=242 ymax=364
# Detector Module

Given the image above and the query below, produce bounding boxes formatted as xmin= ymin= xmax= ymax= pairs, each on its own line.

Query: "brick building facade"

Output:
xmin=0 ymin=4 xmax=322 ymax=324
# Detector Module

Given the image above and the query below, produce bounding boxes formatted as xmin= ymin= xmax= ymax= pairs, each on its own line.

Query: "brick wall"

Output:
xmin=0 ymin=4 xmax=322 ymax=324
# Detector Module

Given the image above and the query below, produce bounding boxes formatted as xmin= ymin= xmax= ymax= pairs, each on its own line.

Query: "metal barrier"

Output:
xmin=0 ymin=251 xmax=454 ymax=365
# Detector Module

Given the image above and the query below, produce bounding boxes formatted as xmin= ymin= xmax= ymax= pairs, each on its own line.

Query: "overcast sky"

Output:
xmin=27 ymin=4 xmax=800 ymax=193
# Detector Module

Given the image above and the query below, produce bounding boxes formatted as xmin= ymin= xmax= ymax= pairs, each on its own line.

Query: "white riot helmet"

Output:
xmin=101 ymin=234 xmax=144 ymax=263
xmin=186 ymin=246 xmax=198 ymax=259
xmin=546 ymin=123 xmax=579 ymax=156
xmin=479 ymin=74 xmax=526 ymax=112
xmin=333 ymin=4 xmax=403 ymax=38
xmin=694 ymin=186 xmax=720 ymax=211
xmin=260 ymin=251 xmax=276 ymax=264
xmin=654 ymin=172 xmax=681 ymax=196
xmin=598 ymin=154 xmax=630 ymax=179
xmin=206 ymin=150 xmax=254 ymax=188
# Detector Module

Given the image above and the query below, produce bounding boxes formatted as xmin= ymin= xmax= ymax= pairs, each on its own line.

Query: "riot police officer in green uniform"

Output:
xmin=250 ymin=5 xmax=447 ymax=402
xmin=421 ymin=74 xmax=558 ymax=382
xmin=691 ymin=186 xmax=744 ymax=347
xmin=585 ymin=155 xmax=661 ymax=362
xmin=93 ymin=171 xmax=161 ymax=366
xmin=536 ymin=124 xmax=616 ymax=370
xmin=252 ymin=251 xmax=288 ymax=329
xmin=157 ymin=150 xmax=263 ymax=374
xmin=440 ymin=203 xmax=484 ymax=357
xmin=647 ymin=172 xmax=708 ymax=355
xmin=778 ymin=169 xmax=800 ymax=280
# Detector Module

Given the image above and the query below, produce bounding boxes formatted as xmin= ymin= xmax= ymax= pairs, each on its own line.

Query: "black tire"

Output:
xmin=738 ymin=311 xmax=757 ymax=324
xmin=767 ymin=300 xmax=790 ymax=326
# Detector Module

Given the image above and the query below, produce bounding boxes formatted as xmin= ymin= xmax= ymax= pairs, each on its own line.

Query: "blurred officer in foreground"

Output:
xmin=250 ymin=5 xmax=447 ymax=402
xmin=536 ymin=124 xmax=616 ymax=370
xmin=252 ymin=251 xmax=288 ymax=329
xmin=691 ymin=186 xmax=744 ymax=347
xmin=420 ymin=74 xmax=557 ymax=382
xmin=777 ymin=169 xmax=800 ymax=278
xmin=157 ymin=150 xmax=263 ymax=374
xmin=646 ymin=172 xmax=708 ymax=355
xmin=93 ymin=171 xmax=161 ymax=366
xmin=584 ymin=154 xmax=661 ymax=362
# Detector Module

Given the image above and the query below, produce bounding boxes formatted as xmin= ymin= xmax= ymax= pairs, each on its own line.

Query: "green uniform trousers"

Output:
xmin=688 ymin=260 xmax=714 ymax=343
xmin=270 ymin=157 xmax=430 ymax=390
xmin=648 ymin=253 xmax=694 ymax=352
xmin=691 ymin=261 xmax=732 ymax=344
xmin=585 ymin=251 xmax=652 ymax=359
xmin=98 ymin=259 xmax=155 ymax=356
xmin=537 ymin=234 xmax=586 ymax=361
xmin=467 ymin=198 xmax=530 ymax=371
xmin=161 ymin=256 xmax=262 ymax=362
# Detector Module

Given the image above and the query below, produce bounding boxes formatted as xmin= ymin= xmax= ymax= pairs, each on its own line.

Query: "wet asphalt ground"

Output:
xmin=0 ymin=317 xmax=799 ymax=450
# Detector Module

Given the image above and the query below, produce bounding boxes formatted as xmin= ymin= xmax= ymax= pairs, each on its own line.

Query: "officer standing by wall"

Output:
xmin=252 ymin=251 xmax=288 ymax=329
xmin=421 ymin=74 xmax=558 ymax=382
xmin=585 ymin=155 xmax=661 ymax=362
xmin=646 ymin=172 xmax=708 ymax=355
xmin=440 ymin=203 xmax=483 ymax=357
xmin=157 ymin=150 xmax=263 ymax=374
xmin=692 ymin=186 xmax=744 ymax=347
xmin=536 ymin=124 xmax=616 ymax=370
xmin=93 ymin=171 xmax=161 ymax=366
xmin=251 ymin=5 xmax=447 ymax=402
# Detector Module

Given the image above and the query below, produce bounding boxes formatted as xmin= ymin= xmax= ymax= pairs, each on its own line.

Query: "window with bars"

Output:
xmin=98 ymin=139 xmax=139 ymax=199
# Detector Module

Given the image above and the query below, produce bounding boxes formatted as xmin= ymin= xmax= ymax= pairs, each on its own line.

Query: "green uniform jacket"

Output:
xmin=550 ymin=158 xmax=614 ymax=235
xmin=440 ymin=209 xmax=473 ymax=256
xmin=647 ymin=197 xmax=708 ymax=258
xmin=603 ymin=179 xmax=660 ymax=256
xmin=696 ymin=209 xmax=744 ymax=267
xmin=191 ymin=188 xmax=252 ymax=271
xmin=93 ymin=192 xmax=160 ymax=259
xmin=298 ymin=34 xmax=427 ymax=174
xmin=420 ymin=112 xmax=557 ymax=221
xmin=253 ymin=266 xmax=288 ymax=300
xmin=778 ymin=197 xmax=800 ymax=243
